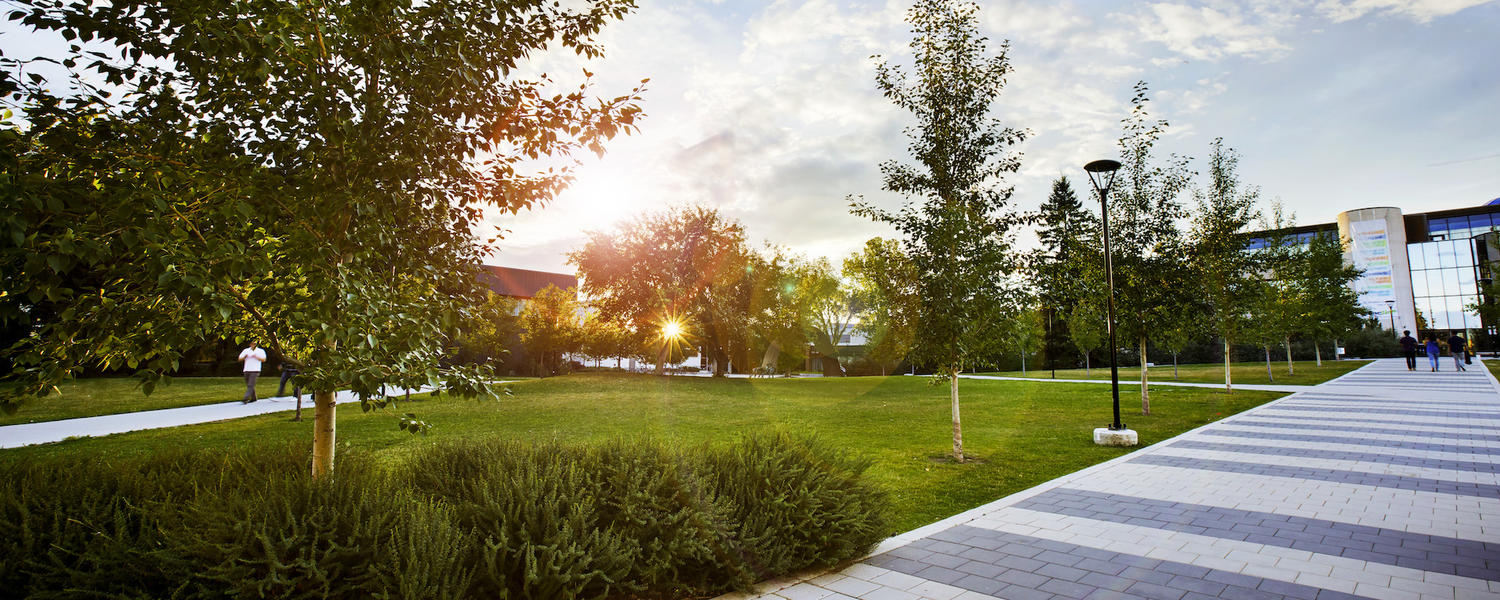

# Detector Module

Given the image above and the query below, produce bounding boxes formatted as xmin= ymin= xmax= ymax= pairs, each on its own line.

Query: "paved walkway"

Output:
xmin=0 ymin=385 xmax=436 ymax=449
xmin=732 ymin=358 xmax=1500 ymax=600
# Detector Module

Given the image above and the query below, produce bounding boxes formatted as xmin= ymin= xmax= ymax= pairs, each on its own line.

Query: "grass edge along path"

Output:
xmin=979 ymin=359 xmax=1369 ymax=387
xmin=0 ymin=373 xmax=1287 ymax=534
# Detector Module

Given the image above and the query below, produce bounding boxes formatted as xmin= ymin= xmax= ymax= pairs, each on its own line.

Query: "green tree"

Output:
xmin=1190 ymin=138 xmax=1262 ymax=391
xmin=844 ymin=238 xmax=919 ymax=375
xmin=569 ymin=206 xmax=754 ymax=376
xmin=454 ymin=292 xmax=523 ymax=367
xmin=798 ymin=258 xmax=855 ymax=377
xmin=1004 ymin=306 xmax=1046 ymax=375
xmin=1032 ymin=176 xmax=1099 ymax=375
xmin=1 ymin=0 xmax=643 ymax=477
xmin=1295 ymin=233 xmax=1368 ymax=365
xmin=1067 ymin=299 xmax=1106 ymax=377
xmin=851 ymin=0 xmax=1026 ymax=462
xmin=519 ymin=285 xmax=585 ymax=376
xmin=1108 ymin=82 xmax=1193 ymax=414
xmin=745 ymin=247 xmax=812 ymax=374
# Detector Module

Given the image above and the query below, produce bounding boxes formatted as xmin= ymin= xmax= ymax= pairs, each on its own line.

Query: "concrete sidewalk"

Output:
xmin=733 ymin=358 xmax=1500 ymax=600
xmin=0 ymin=385 xmax=435 ymax=449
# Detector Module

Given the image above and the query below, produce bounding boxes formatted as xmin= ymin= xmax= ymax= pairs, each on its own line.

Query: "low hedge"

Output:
xmin=0 ymin=433 xmax=885 ymax=599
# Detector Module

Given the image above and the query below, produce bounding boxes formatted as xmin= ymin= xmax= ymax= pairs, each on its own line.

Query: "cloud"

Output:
xmin=1125 ymin=2 xmax=1294 ymax=61
xmin=1316 ymin=0 xmax=1497 ymax=22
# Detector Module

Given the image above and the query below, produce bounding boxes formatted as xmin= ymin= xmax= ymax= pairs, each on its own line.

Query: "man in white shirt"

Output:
xmin=238 ymin=342 xmax=267 ymax=403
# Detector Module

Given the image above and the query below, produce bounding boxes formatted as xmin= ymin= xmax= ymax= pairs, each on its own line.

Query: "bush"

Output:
xmin=0 ymin=434 xmax=885 ymax=599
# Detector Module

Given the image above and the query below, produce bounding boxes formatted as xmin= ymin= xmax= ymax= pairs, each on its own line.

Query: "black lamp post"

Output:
xmin=1385 ymin=299 xmax=1395 ymax=334
xmin=1085 ymin=159 xmax=1123 ymax=432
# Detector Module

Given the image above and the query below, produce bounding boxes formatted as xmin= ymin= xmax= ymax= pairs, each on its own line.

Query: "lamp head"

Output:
xmin=1083 ymin=159 xmax=1121 ymax=199
xmin=1084 ymin=159 xmax=1121 ymax=173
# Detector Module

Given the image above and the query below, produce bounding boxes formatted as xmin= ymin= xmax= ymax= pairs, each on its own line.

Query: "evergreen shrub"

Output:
xmin=0 ymin=433 xmax=884 ymax=598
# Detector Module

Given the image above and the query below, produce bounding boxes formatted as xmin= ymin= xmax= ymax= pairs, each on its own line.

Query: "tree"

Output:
xmin=1295 ymin=233 xmax=1368 ymax=365
xmin=1108 ymin=82 xmax=1193 ymax=414
xmin=1 ymin=0 xmax=644 ymax=477
xmin=844 ymin=238 xmax=919 ymax=375
xmin=1005 ymin=306 xmax=1046 ymax=375
xmin=569 ymin=206 xmax=755 ymax=376
xmin=1190 ymin=138 xmax=1262 ymax=391
xmin=1032 ymin=176 xmax=1099 ymax=374
xmin=454 ymin=292 xmax=523 ymax=367
xmin=520 ymin=286 xmax=585 ymax=376
xmin=851 ymin=0 xmax=1027 ymax=462
xmin=1067 ymin=300 xmax=1106 ymax=377
xmin=799 ymin=259 xmax=855 ymax=377
xmin=745 ymin=247 xmax=812 ymax=374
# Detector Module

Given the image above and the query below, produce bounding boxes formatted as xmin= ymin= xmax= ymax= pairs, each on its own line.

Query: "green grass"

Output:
xmin=0 ymin=373 xmax=1284 ymax=534
xmin=0 ymin=376 xmax=295 ymax=426
xmin=1483 ymin=357 xmax=1500 ymax=380
xmin=979 ymin=359 xmax=1370 ymax=387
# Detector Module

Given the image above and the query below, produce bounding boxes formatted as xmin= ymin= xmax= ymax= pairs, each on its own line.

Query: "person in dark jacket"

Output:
xmin=1398 ymin=330 xmax=1418 ymax=371
xmin=1425 ymin=335 xmax=1442 ymax=372
xmin=1447 ymin=332 xmax=1468 ymax=372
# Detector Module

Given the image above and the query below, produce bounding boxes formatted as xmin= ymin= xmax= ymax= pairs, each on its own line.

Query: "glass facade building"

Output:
xmin=1246 ymin=200 xmax=1500 ymax=337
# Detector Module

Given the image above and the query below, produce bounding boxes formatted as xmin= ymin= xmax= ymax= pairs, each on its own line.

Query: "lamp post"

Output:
xmin=1085 ymin=158 xmax=1135 ymax=447
xmin=1385 ymin=299 xmax=1395 ymax=334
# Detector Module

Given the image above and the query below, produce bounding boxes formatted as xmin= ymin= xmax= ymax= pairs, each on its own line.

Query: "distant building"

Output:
xmin=1245 ymin=200 xmax=1500 ymax=337
xmin=478 ymin=265 xmax=577 ymax=302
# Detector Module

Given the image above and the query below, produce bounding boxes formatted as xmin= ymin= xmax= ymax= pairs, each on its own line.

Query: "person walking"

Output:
xmin=277 ymin=361 xmax=301 ymax=399
xmin=1447 ymin=331 xmax=1468 ymax=372
xmin=1398 ymin=330 xmax=1418 ymax=371
xmin=1425 ymin=335 xmax=1441 ymax=372
xmin=238 ymin=342 xmax=267 ymax=403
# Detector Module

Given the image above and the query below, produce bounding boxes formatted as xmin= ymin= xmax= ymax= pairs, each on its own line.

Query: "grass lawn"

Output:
xmin=1483 ymin=356 xmax=1500 ymax=379
xmin=0 ymin=373 xmax=1284 ymax=534
xmin=0 ymin=376 xmax=295 ymax=426
xmin=979 ymin=359 xmax=1371 ymax=387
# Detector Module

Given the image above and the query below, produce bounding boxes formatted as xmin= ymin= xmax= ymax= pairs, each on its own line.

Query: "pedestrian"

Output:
xmin=1398 ymin=330 xmax=1418 ymax=371
xmin=277 ymin=361 xmax=301 ymax=398
xmin=1424 ymin=335 xmax=1441 ymax=372
xmin=1447 ymin=331 xmax=1468 ymax=372
xmin=238 ymin=341 xmax=267 ymax=403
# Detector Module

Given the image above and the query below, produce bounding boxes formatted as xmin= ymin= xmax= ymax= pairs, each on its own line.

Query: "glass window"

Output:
xmin=1458 ymin=265 xmax=1476 ymax=291
xmin=1457 ymin=240 xmax=1476 ymax=267
xmin=1412 ymin=270 xmax=1430 ymax=297
xmin=1460 ymin=295 xmax=1481 ymax=329
xmin=1438 ymin=242 xmax=1456 ymax=269
xmin=1417 ymin=298 xmax=1434 ymax=328
xmin=1427 ymin=270 xmax=1445 ymax=296
xmin=1445 ymin=268 xmax=1462 ymax=297
xmin=1407 ymin=246 xmax=1425 ymax=270
xmin=1429 ymin=217 xmax=1451 ymax=234
xmin=1429 ymin=306 xmax=1449 ymax=330
xmin=1424 ymin=242 xmax=1441 ymax=268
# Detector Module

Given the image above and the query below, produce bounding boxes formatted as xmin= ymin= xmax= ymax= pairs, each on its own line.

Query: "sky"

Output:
xmin=489 ymin=0 xmax=1500 ymax=275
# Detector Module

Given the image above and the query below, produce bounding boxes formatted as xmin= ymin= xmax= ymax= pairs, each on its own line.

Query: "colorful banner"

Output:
xmin=1349 ymin=219 xmax=1397 ymax=325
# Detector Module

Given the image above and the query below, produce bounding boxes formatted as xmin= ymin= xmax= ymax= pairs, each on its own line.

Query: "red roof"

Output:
xmin=478 ymin=266 xmax=577 ymax=300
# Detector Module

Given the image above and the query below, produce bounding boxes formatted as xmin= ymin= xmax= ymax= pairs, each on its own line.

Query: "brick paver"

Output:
xmin=724 ymin=359 xmax=1500 ymax=600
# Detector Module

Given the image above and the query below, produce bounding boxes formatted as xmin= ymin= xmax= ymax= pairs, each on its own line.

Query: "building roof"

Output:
xmin=479 ymin=266 xmax=577 ymax=299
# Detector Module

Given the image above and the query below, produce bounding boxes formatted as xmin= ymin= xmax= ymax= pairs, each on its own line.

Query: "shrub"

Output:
xmin=0 ymin=434 xmax=885 ymax=599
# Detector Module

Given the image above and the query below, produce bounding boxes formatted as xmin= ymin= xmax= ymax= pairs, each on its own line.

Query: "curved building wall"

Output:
xmin=1337 ymin=207 xmax=1416 ymax=333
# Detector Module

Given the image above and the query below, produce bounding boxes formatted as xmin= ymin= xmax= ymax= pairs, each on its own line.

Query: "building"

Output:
xmin=1247 ymin=200 xmax=1500 ymax=337
xmin=477 ymin=265 xmax=577 ymax=303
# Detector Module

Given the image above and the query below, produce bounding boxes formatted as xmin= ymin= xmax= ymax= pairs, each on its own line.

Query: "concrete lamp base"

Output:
xmin=1093 ymin=427 xmax=1139 ymax=447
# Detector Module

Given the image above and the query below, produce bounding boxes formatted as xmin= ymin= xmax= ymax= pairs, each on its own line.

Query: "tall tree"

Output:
xmin=1 ymin=0 xmax=643 ymax=477
xmin=851 ymin=0 xmax=1026 ymax=462
xmin=1295 ymin=233 xmax=1368 ymax=366
xmin=519 ymin=285 xmax=585 ymax=376
xmin=1108 ymin=82 xmax=1193 ymax=414
xmin=1005 ymin=306 xmax=1046 ymax=375
xmin=1190 ymin=138 xmax=1262 ymax=391
xmin=798 ymin=259 xmax=855 ymax=377
xmin=844 ymin=238 xmax=920 ymax=375
xmin=569 ymin=206 xmax=754 ymax=376
xmin=1032 ymin=176 xmax=1099 ymax=374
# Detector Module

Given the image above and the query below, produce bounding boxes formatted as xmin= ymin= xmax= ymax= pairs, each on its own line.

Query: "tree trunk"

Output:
xmin=1264 ymin=346 xmax=1274 ymax=382
xmin=293 ymin=390 xmax=303 ymax=421
xmin=311 ymin=390 xmax=337 ymax=478
xmin=950 ymin=371 xmax=964 ymax=463
xmin=1084 ymin=352 xmax=1091 ymax=378
xmin=1223 ymin=338 xmax=1233 ymax=393
xmin=1172 ymin=352 xmax=1179 ymax=380
xmin=1020 ymin=352 xmax=1026 ymax=376
xmin=761 ymin=341 xmax=782 ymax=371
xmin=655 ymin=343 xmax=667 ymax=376
xmin=1284 ymin=336 xmax=1294 ymax=375
xmin=1314 ymin=344 xmax=1322 ymax=367
xmin=1139 ymin=335 xmax=1150 ymax=416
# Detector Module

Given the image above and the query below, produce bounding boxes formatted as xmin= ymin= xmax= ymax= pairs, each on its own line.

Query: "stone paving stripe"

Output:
xmin=1194 ymin=429 xmax=1500 ymax=456
xmin=1275 ymin=397 xmax=1485 ymax=408
xmin=1167 ymin=440 xmax=1500 ymax=474
xmin=1127 ymin=454 xmax=1500 ymax=498
xmin=1221 ymin=420 xmax=1500 ymax=443
xmin=1239 ymin=414 xmax=1489 ymax=430
xmin=1011 ymin=488 xmax=1500 ymax=581
xmin=864 ymin=525 xmax=1381 ymax=600
xmin=1264 ymin=405 xmax=1500 ymax=420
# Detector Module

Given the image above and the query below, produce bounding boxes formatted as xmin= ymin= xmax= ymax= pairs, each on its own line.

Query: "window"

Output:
xmin=1408 ymin=246 xmax=1425 ymax=270
xmin=1424 ymin=242 xmax=1441 ymax=268
xmin=1427 ymin=270 xmax=1445 ymax=296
